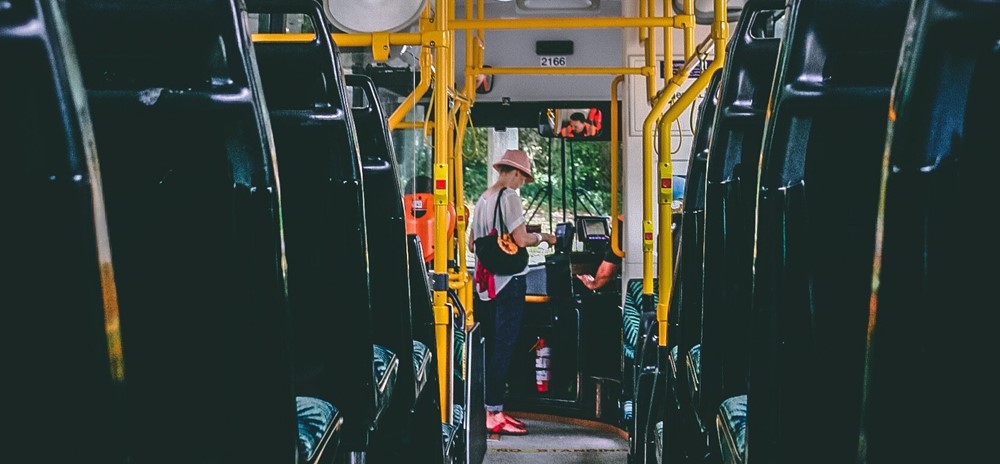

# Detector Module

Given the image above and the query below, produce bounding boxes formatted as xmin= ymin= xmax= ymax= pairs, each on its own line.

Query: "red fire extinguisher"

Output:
xmin=534 ymin=337 xmax=551 ymax=393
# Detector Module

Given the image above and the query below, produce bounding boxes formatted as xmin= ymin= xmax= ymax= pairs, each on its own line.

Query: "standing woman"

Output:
xmin=469 ymin=149 xmax=556 ymax=435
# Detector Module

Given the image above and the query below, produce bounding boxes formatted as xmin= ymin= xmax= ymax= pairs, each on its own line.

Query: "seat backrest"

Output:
xmin=748 ymin=0 xmax=911 ymax=462
xmin=347 ymin=72 xmax=421 ymax=408
xmin=66 ymin=0 xmax=297 ymax=461
xmin=2 ymin=1 xmax=123 ymax=460
xmin=667 ymin=67 xmax=723 ymax=398
xmin=407 ymin=234 xmax=439 ymax=351
xmin=246 ymin=0 xmax=379 ymax=449
xmin=697 ymin=0 xmax=784 ymax=427
xmin=861 ymin=1 xmax=1000 ymax=462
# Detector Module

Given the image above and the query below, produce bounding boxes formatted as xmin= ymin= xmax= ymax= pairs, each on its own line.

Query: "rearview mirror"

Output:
xmin=538 ymin=107 xmax=604 ymax=139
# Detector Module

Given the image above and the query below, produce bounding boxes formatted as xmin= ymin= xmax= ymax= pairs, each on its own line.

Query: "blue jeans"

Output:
xmin=483 ymin=275 xmax=526 ymax=410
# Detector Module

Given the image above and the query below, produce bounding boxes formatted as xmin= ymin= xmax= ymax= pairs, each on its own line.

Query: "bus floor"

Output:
xmin=484 ymin=412 xmax=629 ymax=464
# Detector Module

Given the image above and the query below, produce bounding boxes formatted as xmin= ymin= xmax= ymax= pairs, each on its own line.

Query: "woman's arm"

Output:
xmin=511 ymin=224 xmax=555 ymax=248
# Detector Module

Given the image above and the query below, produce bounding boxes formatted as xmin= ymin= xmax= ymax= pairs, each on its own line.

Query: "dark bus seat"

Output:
xmin=622 ymin=278 xmax=658 ymax=463
xmin=245 ymin=0 xmax=395 ymax=461
xmin=345 ymin=71 xmax=450 ymax=464
xmin=3 ymin=0 xmax=123 ymax=460
xmin=745 ymin=0 xmax=911 ymax=463
xmin=406 ymin=234 xmax=467 ymax=464
xmin=347 ymin=73 xmax=432 ymax=409
xmin=64 ymin=0 xmax=314 ymax=461
xmin=662 ymin=68 xmax=724 ymax=463
xmin=860 ymin=1 xmax=1000 ymax=463
xmin=668 ymin=67 xmax=722 ymax=400
xmin=697 ymin=0 xmax=784 ymax=455
xmin=408 ymin=232 xmax=486 ymax=464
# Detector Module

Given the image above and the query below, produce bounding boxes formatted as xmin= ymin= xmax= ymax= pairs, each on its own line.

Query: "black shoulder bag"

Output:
xmin=474 ymin=188 xmax=528 ymax=275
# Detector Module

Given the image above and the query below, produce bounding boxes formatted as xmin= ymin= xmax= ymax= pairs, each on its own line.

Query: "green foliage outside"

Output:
xmin=461 ymin=127 xmax=616 ymax=233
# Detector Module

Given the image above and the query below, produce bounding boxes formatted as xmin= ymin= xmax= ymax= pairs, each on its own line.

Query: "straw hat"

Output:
xmin=492 ymin=149 xmax=535 ymax=183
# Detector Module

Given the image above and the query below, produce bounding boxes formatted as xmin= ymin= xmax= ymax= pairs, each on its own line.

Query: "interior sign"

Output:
xmin=540 ymin=56 xmax=567 ymax=67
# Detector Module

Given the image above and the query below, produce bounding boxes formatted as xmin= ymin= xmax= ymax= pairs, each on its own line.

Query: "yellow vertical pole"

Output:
xmin=656 ymin=0 xmax=677 ymax=344
xmin=432 ymin=0 xmax=454 ymax=425
xmin=650 ymin=0 xmax=728 ymax=346
xmin=683 ymin=0 xmax=695 ymax=58
xmin=451 ymin=0 xmax=477 ymax=327
xmin=639 ymin=0 xmax=648 ymax=42
xmin=645 ymin=0 xmax=657 ymax=101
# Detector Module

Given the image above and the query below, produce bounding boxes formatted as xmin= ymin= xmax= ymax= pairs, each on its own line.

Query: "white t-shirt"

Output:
xmin=471 ymin=187 xmax=528 ymax=300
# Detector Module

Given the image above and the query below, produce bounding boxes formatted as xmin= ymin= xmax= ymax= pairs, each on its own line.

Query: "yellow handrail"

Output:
xmin=389 ymin=47 xmax=432 ymax=130
xmin=473 ymin=66 xmax=648 ymax=75
xmin=646 ymin=0 xmax=728 ymax=348
xmin=610 ymin=75 xmax=625 ymax=260
xmin=450 ymin=16 xmax=678 ymax=30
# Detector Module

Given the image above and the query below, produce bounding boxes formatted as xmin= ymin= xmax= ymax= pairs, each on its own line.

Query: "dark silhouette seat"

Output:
xmin=64 ymin=0 xmax=338 ymax=462
xmin=3 ymin=0 xmax=124 ymax=460
xmin=689 ymin=2 xmax=785 ymax=463
xmin=407 ymin=234 xmax=472 ymax=463
xmin=246 ymin=1 xmax=396 ymax=462
xmin=745 ymin=0 xmax=911 ymax=463
xmin=860 ymin=1 xmax=1000 ymax=463
xmin=347 ymin=73 xmax=433 ymax=409
xmin=656 ymin=68 xmax=723 ymax=464
xmin=345 ymin=73 xmax=454 ymax=464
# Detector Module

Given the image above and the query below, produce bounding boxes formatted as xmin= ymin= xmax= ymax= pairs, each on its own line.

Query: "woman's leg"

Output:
xmin=484 ymin=275 xmax=526 ymax=412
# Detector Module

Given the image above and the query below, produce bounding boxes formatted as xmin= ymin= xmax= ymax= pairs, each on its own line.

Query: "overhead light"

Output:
xmin=324 ymin=0 xmax=428 ymax=33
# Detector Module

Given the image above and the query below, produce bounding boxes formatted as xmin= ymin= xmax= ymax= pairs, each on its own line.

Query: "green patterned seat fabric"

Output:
xmin=623 ymin=278 xmax=659 ymax=361
xmin=686 ymin=344 xmax=701 ymax=394
xmin=655 ymin=420 xmax=665 ymax=464
xmin=442 ymin=404 xmax=465 ymax=454
xmin=296 ymin=396 xmax=339 ymax=464
xmin=372 ymin=344 xmax=398 ymax=417
xmin=454 ymin=324 xmax=466 ymax=379
xmin=717 ymin=395 xmax=747 ymax=464
xmin=373 ymin=344 xmax=396 ymax=384
xmin=413 ymin=340 xmax=431 ymax=382
xmin=667 ymin=344 xmax=680 ymax=400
